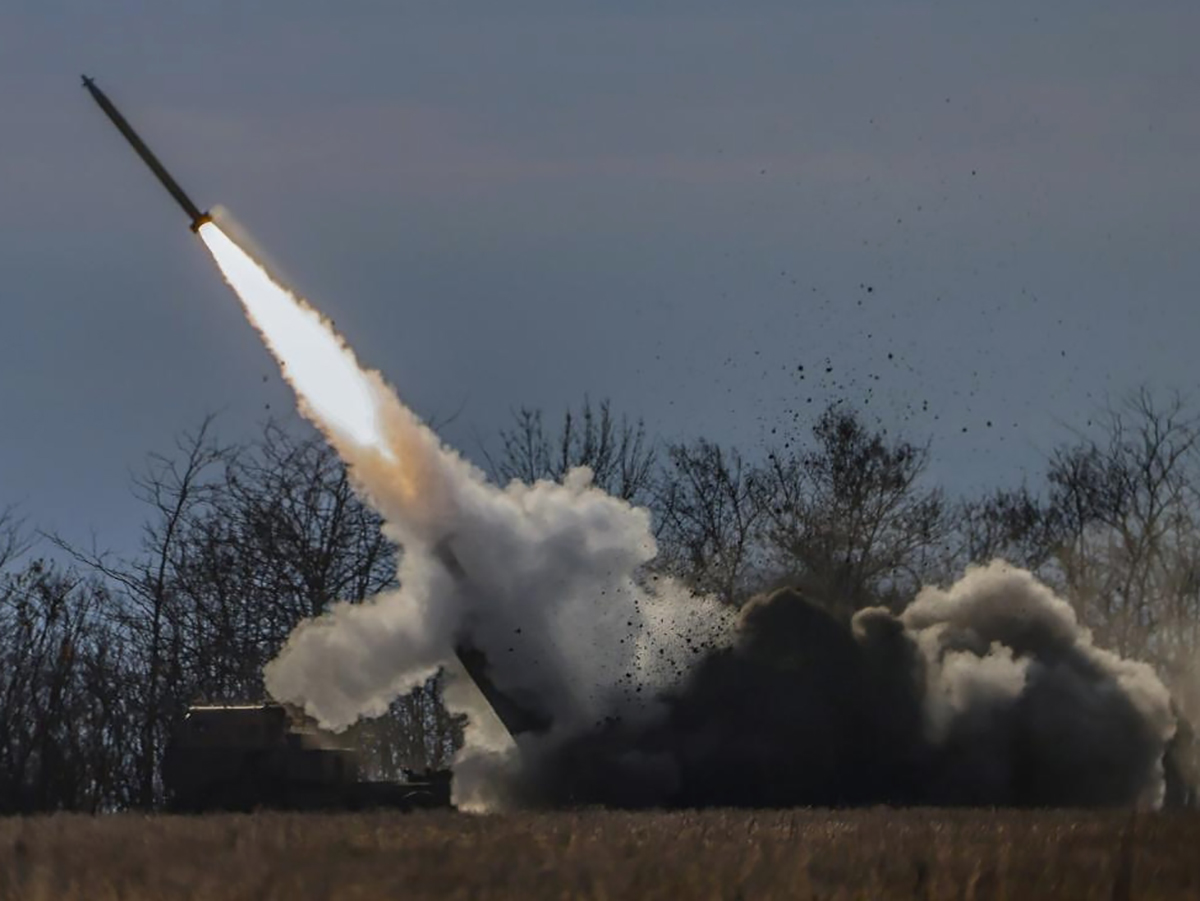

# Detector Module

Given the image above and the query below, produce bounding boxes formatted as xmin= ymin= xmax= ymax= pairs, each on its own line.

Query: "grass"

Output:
xmin=0 ymin=808 xmax=1197 ymax=900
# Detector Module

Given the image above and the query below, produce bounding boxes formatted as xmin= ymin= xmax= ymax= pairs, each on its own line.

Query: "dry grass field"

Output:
xmin=0 ymin=808 xmax=1197 ymax=900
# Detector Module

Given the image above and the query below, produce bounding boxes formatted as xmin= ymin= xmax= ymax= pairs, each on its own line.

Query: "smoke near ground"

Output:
xmin=529 ymin=562 xmax=1175 ymax=809
xmin=199 ymin=221 xmax=1183 ymax=810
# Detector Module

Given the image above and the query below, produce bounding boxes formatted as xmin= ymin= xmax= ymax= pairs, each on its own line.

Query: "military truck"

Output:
xmin=162 ymin=702 xmax=451 ymax=812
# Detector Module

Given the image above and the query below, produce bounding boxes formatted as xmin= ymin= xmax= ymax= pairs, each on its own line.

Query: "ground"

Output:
xmin=0 ymin=808 xmax=1197 ymax=899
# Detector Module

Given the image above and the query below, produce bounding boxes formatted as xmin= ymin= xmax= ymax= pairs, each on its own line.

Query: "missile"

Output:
xmin=81 ymin=75 xmax=211 ymax=232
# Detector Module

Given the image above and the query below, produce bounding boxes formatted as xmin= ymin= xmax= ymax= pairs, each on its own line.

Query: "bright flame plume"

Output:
xmin=198 ymin=222 xmax=392 ymax=458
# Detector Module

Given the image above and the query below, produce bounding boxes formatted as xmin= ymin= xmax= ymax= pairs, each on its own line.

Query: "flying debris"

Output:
xmin=81 ymin=75 xmax=211 ymax=232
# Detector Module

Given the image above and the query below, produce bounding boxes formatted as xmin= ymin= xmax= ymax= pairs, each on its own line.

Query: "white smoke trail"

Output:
xmin=197 ymin=221 xmax=732 ymax=805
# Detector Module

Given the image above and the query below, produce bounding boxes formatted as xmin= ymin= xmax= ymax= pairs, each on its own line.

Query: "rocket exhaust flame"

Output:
xmin=197 ymin=222 xmax=392 ymax=458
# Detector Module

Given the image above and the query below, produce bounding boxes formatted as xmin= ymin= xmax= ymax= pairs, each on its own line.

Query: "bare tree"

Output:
xmin=0 ymin=507 xmax=28 ymax=572
xmin=947 ymin=485 xmax=1061 ymax=574
xmin=173 ymin=423 xmax=398 ymax=700
xmin=0 ymin=514 xmax=135 ymax=812
xmin=51 ymin=416 xmax=232 ymax=807
xmin=1044 ymin=390 xmax=1200 ymax=664
xmin=655 ymin=439 xmax=766 ymax=604
xmin=756 ymin=405 xmax=946 ymax=615
xmin=487 ymin=398 xmax=657 ymax=504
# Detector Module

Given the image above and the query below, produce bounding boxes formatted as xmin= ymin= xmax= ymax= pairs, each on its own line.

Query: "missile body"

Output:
xmin=82 ymin=75 xmax=211 ymax=232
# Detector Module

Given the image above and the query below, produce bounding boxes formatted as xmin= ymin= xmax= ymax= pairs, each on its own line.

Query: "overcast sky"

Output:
xmin=2 ymin=2 xmax=1198 ymax=555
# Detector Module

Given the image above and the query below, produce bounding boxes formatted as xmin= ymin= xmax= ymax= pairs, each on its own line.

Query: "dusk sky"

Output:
xmin=2 ymin=2 xmax=1198 ymax=555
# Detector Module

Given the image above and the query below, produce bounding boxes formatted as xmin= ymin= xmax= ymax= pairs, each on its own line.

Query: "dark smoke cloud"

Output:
xmin=507 ymin=562 xmax=1180 ymax=809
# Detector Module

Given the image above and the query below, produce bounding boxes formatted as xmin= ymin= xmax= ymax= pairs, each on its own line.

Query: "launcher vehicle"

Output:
xmin=161 ymin=702 xmax=451 ymax=812
xmin=162 ymin=629 xmax=544 ymax=811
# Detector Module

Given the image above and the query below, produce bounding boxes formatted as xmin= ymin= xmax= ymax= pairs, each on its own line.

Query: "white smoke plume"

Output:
xmin=197 ymin=221 xmax=732 ymax=805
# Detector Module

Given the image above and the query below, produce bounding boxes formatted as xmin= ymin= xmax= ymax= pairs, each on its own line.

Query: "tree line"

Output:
xmin=2 ymin=390 xmax=1199 ymax=811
